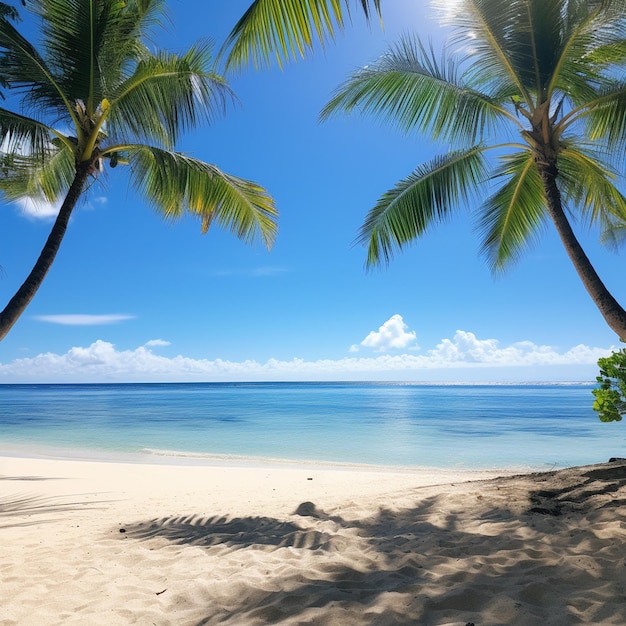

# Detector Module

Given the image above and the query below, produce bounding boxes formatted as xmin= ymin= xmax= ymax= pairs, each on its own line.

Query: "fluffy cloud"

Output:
xmin=0 ymin=331 xmax=613 ymax=383
xmin=356 ymin=314 xmax=418 ymax=352
xmin=14 ymin=195 xmax=107 ymax=220
xmin=427 ymin=331 xmax=607 ymax=366
xmin=15 ymin=197 xmax=63 ymax=220
xmin=33 ymin=314 xmax=136 ymax=326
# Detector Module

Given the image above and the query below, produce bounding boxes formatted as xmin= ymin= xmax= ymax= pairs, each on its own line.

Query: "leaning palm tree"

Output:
xmin=222 ymin=0 xmax=381 ymax=70
xmin=321 ymin=0 xmax=626 ymax=339
xmin=0 ymin=0 xmax=278 ymax=340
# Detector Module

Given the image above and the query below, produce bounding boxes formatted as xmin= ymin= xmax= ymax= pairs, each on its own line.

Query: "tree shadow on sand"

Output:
xmin=1 ymin=472 xmax=115 ymax=529
xmin=527 ymin=462 xmax=626 ymax=515
xmin=125 ymin=513 xmax=334 ymax=550
xmin=121 ymin=460 xmax=626 ymax=626
xmin=0 ymin=492 xmax=113 ymax=529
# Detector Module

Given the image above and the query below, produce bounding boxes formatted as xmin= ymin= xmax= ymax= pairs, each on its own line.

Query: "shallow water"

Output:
xmin=0 ymin=382 xmax=623 ymax=470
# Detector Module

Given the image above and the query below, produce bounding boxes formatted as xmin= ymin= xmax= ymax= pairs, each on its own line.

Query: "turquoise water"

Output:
xmin=0 ymin=382 xmax=623 ymax=470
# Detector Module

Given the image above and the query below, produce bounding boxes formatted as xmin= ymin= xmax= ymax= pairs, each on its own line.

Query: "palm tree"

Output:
xmin=222 ymin=0 xmax=381 ymax=70
xmin=0 ymin=0 xmax=278 ymax=341
xmin=321 ymin=0 xmax=626 ymax=340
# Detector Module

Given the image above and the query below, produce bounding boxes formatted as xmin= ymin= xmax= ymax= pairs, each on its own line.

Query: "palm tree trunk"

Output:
xmin=0 ymin=163 xmax=91 ymax=340
xmin=538 ymin=160 xmax=626 ymax=341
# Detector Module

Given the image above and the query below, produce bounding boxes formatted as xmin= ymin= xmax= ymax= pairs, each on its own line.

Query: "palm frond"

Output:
xmin=322 ymin=35 xmax=511 ymax=144
xmin=545 ymin=1 xmax=626 ymax=106
xmin=26 ymin=0 xmax=166 ymax=111
xmin=0 ymin=11 xmax=71 ymax=117
xmin=435 ymin=0 xmax=533 ymax=103
xmin=478 ymin=149 xmax=547 ymax=271
xmin=515 ymin=0 xmax=564 ymax=94
xmin=221 ymin=0 xmax=381 ymax=71
xmin=357 ymin=147 xmax=488 ymax=267
xmin=447 ymin=0 xmax=626 ymax=107
xmin=0 ymin=143 xmax=74 ymax=203
xmin=0 ymin=2 xmax=20 ymax=22
xmin=108 ymin=42 xmax=233 ymax=148
xmin=558 ymin=144 xmax=626 ymax=230
xmin=0 ymin=108 xmax=56 ymax=158
xmin=559 ymin=128 xmax=626 ymax=252
xmin=578 ymin=80 xmax=626 ymax=149
xmin=600 ymin=222 xmax=626 ymax=251
xmin=127 ymin=146 xmax=278 ymax=249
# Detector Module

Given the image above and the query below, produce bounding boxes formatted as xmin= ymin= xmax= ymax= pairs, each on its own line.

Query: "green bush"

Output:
xmin=593 ymin=348 xmax=626 ymax=422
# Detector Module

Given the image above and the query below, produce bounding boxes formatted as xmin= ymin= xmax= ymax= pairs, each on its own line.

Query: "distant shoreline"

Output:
xmin=0 ymin=380 xmax=597 ymax=387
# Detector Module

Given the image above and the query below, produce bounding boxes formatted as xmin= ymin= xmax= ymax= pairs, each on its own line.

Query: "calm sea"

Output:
xmin=0 ymin=382 xmax=623 ymax=471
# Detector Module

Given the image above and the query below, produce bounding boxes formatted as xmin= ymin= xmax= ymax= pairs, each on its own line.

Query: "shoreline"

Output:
xmin=0 ymin=453 xmax=515 ymax=499
xmin=2 ymin=454 xmax=625 ymax=625
xmin=0 ymin=441 xmax=550 ymax=474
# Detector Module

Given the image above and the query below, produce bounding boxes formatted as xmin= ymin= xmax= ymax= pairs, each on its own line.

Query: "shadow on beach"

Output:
xmin=121 ymin=460 xmax=626 ymax=626
xmin=0 ymin=477 xmax=115 ymax=529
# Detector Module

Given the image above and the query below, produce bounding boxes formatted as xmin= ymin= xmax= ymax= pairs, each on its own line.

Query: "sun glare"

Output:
xmin=432 ymin=0 xmax=466 ymax=25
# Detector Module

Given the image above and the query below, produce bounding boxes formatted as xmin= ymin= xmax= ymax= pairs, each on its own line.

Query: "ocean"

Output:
xmin=0 ymin=382 xmax=623 ymax=471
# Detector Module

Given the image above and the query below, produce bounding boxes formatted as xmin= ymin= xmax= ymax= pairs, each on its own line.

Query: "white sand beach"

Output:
xmin=1 ymin=454 xmax=626 ymax=625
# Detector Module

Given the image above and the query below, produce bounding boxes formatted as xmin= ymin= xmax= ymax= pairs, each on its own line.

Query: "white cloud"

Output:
xmin=144 ymin=339 xmax=171 ymax=347
xmin=427 ymin=330 xmax=607 ymax=367
xmin=0 ymin=331 xmax=613 ymax=383
xmin=358 ymin=314 xmax=418 ymax=352
xmin=33 ymin=314 xmax=136 ymax=326
xmin=14 ymin=194 xmax=107 ymax=220
xmin=15 ymin=197 xmax=63 ymax=220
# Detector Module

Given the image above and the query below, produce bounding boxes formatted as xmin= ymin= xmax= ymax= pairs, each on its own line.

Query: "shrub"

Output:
xmin=593 ymin=348 xmax=626 ymax=422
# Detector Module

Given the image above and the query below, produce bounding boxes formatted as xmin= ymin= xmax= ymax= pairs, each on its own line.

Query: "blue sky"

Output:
xmin=0 ymin=0 xmax=624 ymax=383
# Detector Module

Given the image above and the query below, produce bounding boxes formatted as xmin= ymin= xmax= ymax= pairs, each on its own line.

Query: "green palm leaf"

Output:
xmin=558 ymin=144 xmax=626 ymax=228
xmin=128 ymin=146 xmax=278 ymax=248
xmin=221 ymin=0 xmax=381 ymax=70
xmin=0 ymin=108 xmax=56 ymax=158
xmin=109 ymin=43 xmax=233 ymax=148
xmin=542 ymin=3 xmax=614 ymax=104
xmin=580 ymin=81 xmax=626 ymax=149
xmin=0 ymin=2 xmax=19 ymax=22
xmin=437 ymin=0 xmax=533 ymax=102
xmin=358 ymin=147 xmax=488 ymax=266
xmin=322 ymin=35 xmax=511 ymax=143
xmin=28 ymin=0 xmax=165 ymax=109
xmin=600 ymin=222 xmax=626 ymax=250
xmin=442 ymin=0 xmax=624 ymax=106
xmin=478 ymin=150 xmax=547 ymax=271
xmin=0 ymin=10 xmax=69 ymax=114
xmin=1 ymin=144 xmax=75 ymax=203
